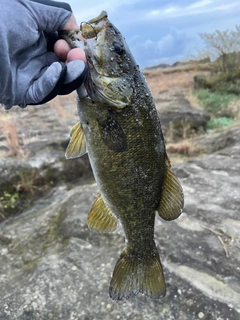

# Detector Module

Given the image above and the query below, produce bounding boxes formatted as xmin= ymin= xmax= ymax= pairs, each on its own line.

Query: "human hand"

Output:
xmin=0 ymin=0 xmax=87 ymax=110
xmin=53 ymin=13 xmax=86 ymax=63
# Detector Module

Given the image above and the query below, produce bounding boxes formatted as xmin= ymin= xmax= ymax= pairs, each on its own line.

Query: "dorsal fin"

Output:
xmin=65 ymin=122 xmax=86 ymax=159
xmin=157 ymin=156 xmax=184 ymax=221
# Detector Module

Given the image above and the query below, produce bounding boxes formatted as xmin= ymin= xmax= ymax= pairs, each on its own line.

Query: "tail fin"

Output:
xmin=109 ymin=246 xmax=166 ymax=301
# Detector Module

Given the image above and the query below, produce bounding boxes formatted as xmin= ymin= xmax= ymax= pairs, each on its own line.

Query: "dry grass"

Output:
xmin=48 ymin=96 xmax=70 ymax=118
xmin=0 ymin=114 xmax=28 ymax=158
xmin=185 ymin=90 xmax=202 ymax=110
xmin=144 ymin=69 xmax=210 ymax=96
xmin=47 ymin=92 xmax=77 ymax=119
xmin=0 ymin=92 xmax=79 ymax=159
xmin=167 ymin=140 xmax=199 ymax=157
xmin=0 ymin=122 xmax=22 ymax=158
xmin=228 ymin=99 xmax=240 ymax=120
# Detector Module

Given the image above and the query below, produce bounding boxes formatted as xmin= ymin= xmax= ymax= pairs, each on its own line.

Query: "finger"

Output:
xmin=29 ymin=0 xmax=72 ymax=32
xmin=59 ymin=60 xmax=88 ymax=95
xmin=54 ymin=39 xmax=71 ymax=61
xmin=25 ymin=60 xmax=88 ymax=105
xmin=66 ymin=48 xmax=87 ymax=63
xmin=62 ymin=13 xmax=78 ymax=30
xmin=54 ymin=39 xmax=87 ymax=63
xmin=24 ymin=62 xmax=66 ymax=106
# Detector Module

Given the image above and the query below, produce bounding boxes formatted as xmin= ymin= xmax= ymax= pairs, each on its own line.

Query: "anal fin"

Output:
xmin=158 ymin=156 xmax=184 ymax=221
xmin=65 ymin=122 xmax=86 ymax=159
xmin=88 ymin=193 xmax=118 ymax=233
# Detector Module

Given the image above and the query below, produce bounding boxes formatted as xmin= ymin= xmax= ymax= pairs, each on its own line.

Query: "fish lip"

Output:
xmin=79 ymin=15 xmax=108 ymax=75
xmin=60 ymin=13 xmax=109 ymax=52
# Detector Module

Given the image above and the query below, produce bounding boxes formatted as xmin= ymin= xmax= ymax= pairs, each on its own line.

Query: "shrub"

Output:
xmin=196 ymin=89 xmax=237 ymax=116
xmin=206 ymin=117 xmax=234 ymax=130
xmin=208 ymin=70 xmax=240 ymax=95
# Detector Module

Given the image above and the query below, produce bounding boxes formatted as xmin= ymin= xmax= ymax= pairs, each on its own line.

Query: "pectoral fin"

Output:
xmin=88 ymin=192 xmax=118 ymax=232
xmin=157 ymin=156 xmax=184 ymax=221
xmin=65 ymin=122 xmax=86 ymax=159
xmin=98 ymin=111 xmax=127 ymax=153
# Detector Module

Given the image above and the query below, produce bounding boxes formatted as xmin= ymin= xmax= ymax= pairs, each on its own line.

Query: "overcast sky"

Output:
xmin=64 ymin=0 xmax=240 ymax=68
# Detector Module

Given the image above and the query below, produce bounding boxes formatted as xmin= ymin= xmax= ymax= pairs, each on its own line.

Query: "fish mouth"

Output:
xmin=63 ymin=12 xmax=108 ymax=53
xmin=77 ymin=12 xmax=133 ymax=108
xmin=78 ymin=11 xmax=109 ymax=76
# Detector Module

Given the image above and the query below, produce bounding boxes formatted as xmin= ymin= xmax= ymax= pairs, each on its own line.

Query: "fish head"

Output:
xmin=79 ymin=11 xmax=135 ymax=109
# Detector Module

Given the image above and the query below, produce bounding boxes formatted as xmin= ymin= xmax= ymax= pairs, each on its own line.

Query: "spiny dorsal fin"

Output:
xmin=65 ymin=122 xmax=86 ymax=159
xmin=88 ymin=192 xmax=118 ymax=233
xmin=157 ymin=156 xmax=184 ymax=221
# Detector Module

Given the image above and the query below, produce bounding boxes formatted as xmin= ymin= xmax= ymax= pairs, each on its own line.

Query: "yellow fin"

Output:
xmin=157 ymin=157 xmax=184 ymax=221
xmin=88 ymin=193 xmax=118 ymax=233
xmin=65 ymin=122 xmax=86 ymax=159
xmin=109 ymin=245 xmax=166 ymax=300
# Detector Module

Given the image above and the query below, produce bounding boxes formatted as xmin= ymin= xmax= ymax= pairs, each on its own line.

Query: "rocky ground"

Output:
xmin=0 ymin=69 xmax=239 ymax=320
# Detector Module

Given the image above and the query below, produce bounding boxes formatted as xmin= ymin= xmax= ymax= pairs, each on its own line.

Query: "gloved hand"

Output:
xmin=0 ymin=0 xmax=87 ymax=110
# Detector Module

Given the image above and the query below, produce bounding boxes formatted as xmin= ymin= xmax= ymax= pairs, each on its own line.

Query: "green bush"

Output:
xmin=209 ymin=70 xmax=240 ymax=95
xmin=196 ymin=89 xmax=237 ymax=116
xmin=194 ymin=70 xmax=240 ymax=95
xmin=206 ymin=117 xmax=234 ymax=130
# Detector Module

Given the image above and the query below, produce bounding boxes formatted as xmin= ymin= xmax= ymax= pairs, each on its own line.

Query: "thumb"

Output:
xmin=22 ymin=60 xmax=87 ymax=107
xmin=22 ymin=62 xmax=66 ymax=107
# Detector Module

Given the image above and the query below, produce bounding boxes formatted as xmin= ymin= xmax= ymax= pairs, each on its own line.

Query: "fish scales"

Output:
xmin=80 ymin=98 xmax=164 ymax=243
xmin=63 ymin=11 xmax=184 ymax=300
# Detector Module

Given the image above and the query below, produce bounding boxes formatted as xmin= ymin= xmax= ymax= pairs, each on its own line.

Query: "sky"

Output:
xmin=63 ymin=0 xmax=240 ymax=68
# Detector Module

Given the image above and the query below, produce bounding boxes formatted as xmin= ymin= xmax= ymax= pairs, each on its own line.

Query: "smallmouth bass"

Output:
xmin=63 ymin=11 xmax=184 ymax=301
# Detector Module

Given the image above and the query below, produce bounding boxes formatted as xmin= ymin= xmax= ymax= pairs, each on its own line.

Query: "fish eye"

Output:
xmin=113 ymin=42 xmax=125 ymax=55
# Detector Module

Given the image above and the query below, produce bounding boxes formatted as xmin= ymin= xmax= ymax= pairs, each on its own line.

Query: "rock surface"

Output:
xmin=0 ymin=124 xmax=239 ymax=319
xmin=0 ymin=87 xmax=240 ymax=319
xmin=193 ymin=125 xmax=240 ymax=154
xmin=156 ymin=91 xmax=210 ymax=140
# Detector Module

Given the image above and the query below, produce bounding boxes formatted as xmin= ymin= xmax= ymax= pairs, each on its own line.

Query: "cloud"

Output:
xmin=128 ymin=28 xmax=196 ymax=67
xmin=188 ymin=0 xmax=213 ymax=10
xmin=64 ymin=0 xmax=240 ymax=67
xmin=146 ymin=0 xmax=240 ymax=20
xmin=68 ymin=0 xmax=142 ymax=23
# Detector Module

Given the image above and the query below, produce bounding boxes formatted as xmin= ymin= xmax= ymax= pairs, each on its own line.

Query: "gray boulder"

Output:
xmin=156 ymin=91 xmax=210 ymax=140
xmin=193 ymin=126 xmax=240 ymax=154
